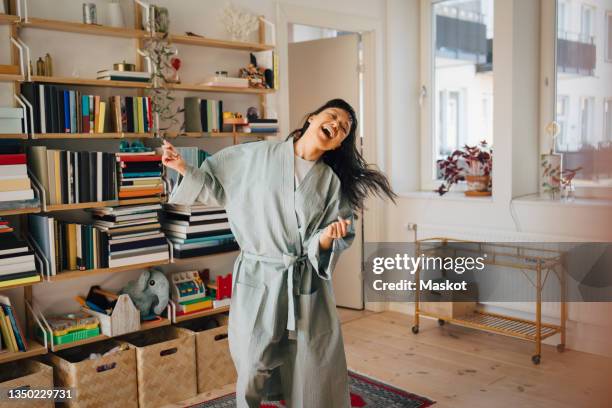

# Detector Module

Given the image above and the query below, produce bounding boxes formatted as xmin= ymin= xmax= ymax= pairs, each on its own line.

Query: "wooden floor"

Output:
xmin=167 ymin=309 xmax=612 ymax=408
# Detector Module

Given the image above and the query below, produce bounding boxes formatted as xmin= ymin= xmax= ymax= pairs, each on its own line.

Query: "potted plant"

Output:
xmin=436 ymin=141 xmax=492 ymax=196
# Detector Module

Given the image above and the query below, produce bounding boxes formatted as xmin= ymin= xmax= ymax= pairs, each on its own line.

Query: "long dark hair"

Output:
xmin=288 ymin=98 xmax=396 ymax=211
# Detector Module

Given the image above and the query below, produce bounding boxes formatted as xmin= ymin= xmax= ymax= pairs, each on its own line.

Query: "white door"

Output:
xmin=288 ymin=34 xmax=363 ymax=309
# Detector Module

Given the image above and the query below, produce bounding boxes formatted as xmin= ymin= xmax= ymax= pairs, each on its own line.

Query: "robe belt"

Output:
xmin=239 ymin=251 xmax=308 ymax=332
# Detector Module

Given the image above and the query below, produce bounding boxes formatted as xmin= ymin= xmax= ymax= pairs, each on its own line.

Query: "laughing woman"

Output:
xmin=162 ymin=98 xmax=395 ymax=408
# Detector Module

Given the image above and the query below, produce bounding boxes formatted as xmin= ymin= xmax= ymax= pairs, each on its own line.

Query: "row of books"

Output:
xmin=91 ymin=204 xmax=169 ymax=268
xmin=0 ymin=149 xmax=34 ymax=203
xmin=28 ymin=146 xmax=118 ymax=205
xmin=116 ymin=152 xmax=163 ymax=199
xmin=243 ymin=118 xmax=278 ymax=134
xmin=0 ymin=219 xmax=39 ymax=289
xmin=0 ymin=295 xmax=29 ymax=353
xmin=163 ymin=204 xmax=238 ymax=259
xmin=184 ymin=97 xmax=224 ymax=133
xmin=20 ymin=83 xmax=152 ymax=134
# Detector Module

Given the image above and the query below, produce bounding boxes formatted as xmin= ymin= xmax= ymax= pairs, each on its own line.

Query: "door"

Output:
xmin=288 ymin=33 xmax=363 ymax=309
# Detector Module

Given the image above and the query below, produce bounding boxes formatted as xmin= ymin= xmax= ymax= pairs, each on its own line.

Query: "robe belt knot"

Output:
xmin=240 ymin=251 xmax=308 ymax=332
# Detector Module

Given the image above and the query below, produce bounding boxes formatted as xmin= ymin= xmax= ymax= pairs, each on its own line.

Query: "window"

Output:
xmin=422 ymin=0 xmax=494 ymax=188
xmin=606 ymin=11 xmax=612 ymax=62
xmin=548 ymin=0 xmax=612 ymax=195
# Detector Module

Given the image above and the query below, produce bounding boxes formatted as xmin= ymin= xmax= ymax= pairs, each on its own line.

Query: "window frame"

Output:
xmin=540 ymin=0 xmax=612 ymax=199
xmin=606 ymin=10 xmax=612 ymax=62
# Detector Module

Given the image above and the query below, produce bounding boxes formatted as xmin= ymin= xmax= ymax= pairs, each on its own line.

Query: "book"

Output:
xmin=0 ymin=295 xmax=27 ymax=351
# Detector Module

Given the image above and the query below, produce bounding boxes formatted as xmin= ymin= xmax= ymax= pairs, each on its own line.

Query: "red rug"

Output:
xmin=190 ymin=371 xmax=435 ymax=407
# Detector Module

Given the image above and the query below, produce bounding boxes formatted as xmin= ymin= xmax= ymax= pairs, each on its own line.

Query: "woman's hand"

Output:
xmin=161 ymin=140 xmax=187 ymax=176
xmin=319 ymin=216 xmax=351 ymax=251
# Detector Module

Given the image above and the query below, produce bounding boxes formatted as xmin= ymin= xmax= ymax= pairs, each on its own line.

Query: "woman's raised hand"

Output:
xmin=319 ymin=216 xmax=352 ymax=250
xmin=161 ymin=140 xmax=187 ymax=175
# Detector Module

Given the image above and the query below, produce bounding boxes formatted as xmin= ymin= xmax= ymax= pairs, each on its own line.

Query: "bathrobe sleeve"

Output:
xmin=168 ymin=151 xmax=226 ymax=206
xmin=306 ymin=183 xmax=355 ymax=280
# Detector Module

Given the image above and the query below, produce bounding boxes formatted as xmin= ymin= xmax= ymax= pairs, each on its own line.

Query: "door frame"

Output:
xmin=277 ymin=3 xmax=386 ymax=311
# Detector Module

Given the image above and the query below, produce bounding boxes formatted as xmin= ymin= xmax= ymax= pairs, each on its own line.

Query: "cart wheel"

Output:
xmin=556 ymin=344 xmax=565 ymax=353
xmin=438 ymin=319 xmax=445 ymax=326
xmin=411 ymin=325 xmax=419 ymax=334
xmin=531 ymin=354 xmax=541 ymax=365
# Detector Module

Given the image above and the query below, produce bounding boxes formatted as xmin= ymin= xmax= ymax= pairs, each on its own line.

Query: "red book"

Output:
xmin=0 ymin=154 xmax=26 ymax=165
xmin=146 ymin=96 xmax=152 ymax=132
xmin=117 ymin=154 xmax=162 ymax=162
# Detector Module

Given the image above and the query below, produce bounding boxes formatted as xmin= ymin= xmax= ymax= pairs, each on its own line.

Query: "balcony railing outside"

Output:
xmin=435 ymin=14 xmax=488 ymax=64
xmin=557 ymin=30 xmax=596 ymax=76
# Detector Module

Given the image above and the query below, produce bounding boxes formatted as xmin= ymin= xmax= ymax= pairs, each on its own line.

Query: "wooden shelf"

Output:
xmin=0 ymin=340 xmax=47 ymax=364
xmin=0 ymin=73 xmax=23 ymax=82
xmin=163 ymin=131 xmax=274 ymax=139
xmin=141 ymin=316 xmax=171 ymax=330
xmin=31 ymin=75 xmax=150 ymax=89
xmin=169 ymin=33 xmax=274 ymax=51
xmin=21 ymin=17 xmax=150 ymax=39
xmin=0 ymin=133 xmax=28 ymax=139
xmin=0 ymin=14 xmax=19 ymax=25
xmin=49 ymin=260 xmax=169 ymax=282
xmin=174 ymin=305 xmax=229 ymax=323
xmin=43 ymin=197 xmax=162 ymax=212
xmin=0 ymin=206 xmax=40 ymax=217
xmin=32 ymin=132 xmax=154 ymax=139
xmin=168 ymin=83 xmax=275 ymax=94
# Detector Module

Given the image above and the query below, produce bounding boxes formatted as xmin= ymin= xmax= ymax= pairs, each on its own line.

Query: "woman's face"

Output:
xmin=305 ymin=107 xmax=352 ymax=151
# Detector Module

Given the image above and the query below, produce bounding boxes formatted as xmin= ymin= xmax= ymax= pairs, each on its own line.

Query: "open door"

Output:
xmin=288 ymin=33 xmax=363 ymax=309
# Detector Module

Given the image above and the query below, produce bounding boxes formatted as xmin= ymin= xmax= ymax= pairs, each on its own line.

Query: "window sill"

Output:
xmin=397 ymin=191 xmax=494 ymax=202
xmin=512 ymin=194 xmax=612 ymax=208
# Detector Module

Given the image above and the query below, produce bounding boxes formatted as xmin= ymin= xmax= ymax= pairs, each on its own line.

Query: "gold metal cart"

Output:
xmin=412 ymin=238 xmax=567 ymax=365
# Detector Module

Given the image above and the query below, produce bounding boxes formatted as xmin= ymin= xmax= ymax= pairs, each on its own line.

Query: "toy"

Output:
xmin=37 ymin=310 xmax=100 ymax=345
xmin=120 ymin=269 xmax=170 ymax=317
xmin=170 ymin=270 xmax=213 ymax=315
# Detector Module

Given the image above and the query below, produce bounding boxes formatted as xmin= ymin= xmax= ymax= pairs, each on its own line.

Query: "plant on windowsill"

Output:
xmin=436 ymin=141 xmax=493 ymax=196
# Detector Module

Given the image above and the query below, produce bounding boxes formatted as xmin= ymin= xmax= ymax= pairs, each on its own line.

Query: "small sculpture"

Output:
xmin=120 ymin=269 xmax=170 ymax=317
xmin=166 ymin=56 xmax=181 ymax=83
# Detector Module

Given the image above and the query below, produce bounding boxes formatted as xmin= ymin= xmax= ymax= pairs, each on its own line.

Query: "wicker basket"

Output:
xmin=0 ymin=359 xmax=54 ymax=408
xmin=119 ymin=326 xmax=197 ymax=408
xmin=43 ymin=340 xmax=138 ymax=408
xmin=178 ymin=315 xmax=237 ymax=393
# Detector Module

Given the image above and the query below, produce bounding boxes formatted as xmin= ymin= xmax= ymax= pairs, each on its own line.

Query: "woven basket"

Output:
xmin=0 ymin=359 xmax=54 ymax=408
xmin=119 ymin=326 xmax=196 ymax=408
xmin=178 ymin=315 xmax=237 ymax=393
xmin=43 ymin=340 xmax=138 ymax=408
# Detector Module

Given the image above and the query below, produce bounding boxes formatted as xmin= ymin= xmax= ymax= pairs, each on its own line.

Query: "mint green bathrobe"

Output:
xmin=169 ymin=137 xmax=354 ymax=408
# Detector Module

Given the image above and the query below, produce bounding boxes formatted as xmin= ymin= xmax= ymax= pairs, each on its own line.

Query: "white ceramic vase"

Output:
xmin=107 ymin=2 xmax=125 ymax=28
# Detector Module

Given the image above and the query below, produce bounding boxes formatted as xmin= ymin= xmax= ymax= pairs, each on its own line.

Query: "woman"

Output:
xmin=162 ymin=99 xmax=395 ymax=407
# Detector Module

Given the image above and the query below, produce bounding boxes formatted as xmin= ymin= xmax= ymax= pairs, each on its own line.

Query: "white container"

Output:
xmin=0 ymin=107 xmax=24 ymax=134
xmin=107 ymin=2 xmax=125 ymax=28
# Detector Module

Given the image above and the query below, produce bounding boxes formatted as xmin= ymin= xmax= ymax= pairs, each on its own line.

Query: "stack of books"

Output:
xmin=97 ymin=70 xmax=151 ymax=83
xmin=21 ymin=83 xmax=110 ymax=134
xmin=28 ymin=146 xmax=118 ymax=205
xmin=116 ymin=152 xmax=163 ymax=199
xmin=0 ymin=221 xmax=39 ymax=289
xmin=0 ymin=148 xmax=34 ymax=203
xmin=183 ymin=97 xmax=223 ymax=133
xmin=91 ymin=203 xmax=169 ymax=268
xmin=245 ymin=118 xmax=278 ymax=134
xmin=0 ymin=295 xmax=29 ymax=353
xmin=109 ymin=96 xmax=152 ymax=133
xmin=163 ymin=204 xmax=238 ymax=259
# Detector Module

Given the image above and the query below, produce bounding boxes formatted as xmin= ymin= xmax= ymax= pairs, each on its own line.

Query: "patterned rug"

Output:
xmin=190 ymin=371 xmax=435 ymax=407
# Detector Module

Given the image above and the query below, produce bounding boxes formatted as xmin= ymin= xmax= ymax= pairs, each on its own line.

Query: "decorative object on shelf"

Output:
xmin=239 ymin=61 xmax=267 ymax=89
xmin=185 ymin=31 xmax=204 ymax=38
xmin=141 ymin=4 xmax=170 ymax=33
xmin=251 ymin=50 xmax=275 ymax=89
xmin=166 ymin=56 xmax=181 ymax=83
xmin=106 ymin=0 xmax=125 ymax=28
xmin=119 ymin=139 xmax=153 ymax=153
xmin=560 ymin=167 xmax=581 ymax=201
xmin=44 ymin=53 xmax=53 ymax=77
xmin=246 ymin=106 xmax=259 ymax=121
xmin=220 ymin=3 xmax=259 ymax=42
xmin=541 ymin=122 xmax=562 ymax=199
xmin=113 ymin=61 xmax=136 ymax=72
xmin=35 ymin=57 xmax=45 ymax=76
xmin=436 ymin=141 xmax=493 ymax=196
xmin=202 ymin=75 xmax=248 ymax=88
xmin=216 ymin=70 xmax=228 ymax=78
xmin=82 ymin=3 xmax=97 ymax=25
xmin=120 ymin=269 xmax=170 ymax=317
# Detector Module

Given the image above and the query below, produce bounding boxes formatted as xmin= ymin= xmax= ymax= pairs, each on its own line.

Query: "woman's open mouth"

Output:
xmin=321 ymin=124 xmax=334 ymax=139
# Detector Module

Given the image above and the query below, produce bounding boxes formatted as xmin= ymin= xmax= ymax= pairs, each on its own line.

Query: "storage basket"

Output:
xmin=178 ymin=314 xmax=236 ymax=393
xmin=119 ymin=326 xmax=196 ymax=408
xmin=0 ymin=359 xmax=53 ymax=408
xmin=42 ymin=340 xmax=138 ymax=408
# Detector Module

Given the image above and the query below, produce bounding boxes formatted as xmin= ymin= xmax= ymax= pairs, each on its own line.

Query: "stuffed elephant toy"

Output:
xmin=120 ymin=269 xmax=170 ymax=317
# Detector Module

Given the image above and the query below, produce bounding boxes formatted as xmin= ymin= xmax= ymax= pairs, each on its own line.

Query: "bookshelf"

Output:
xmin=0 ymin=1 xmax=276 ymax=362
